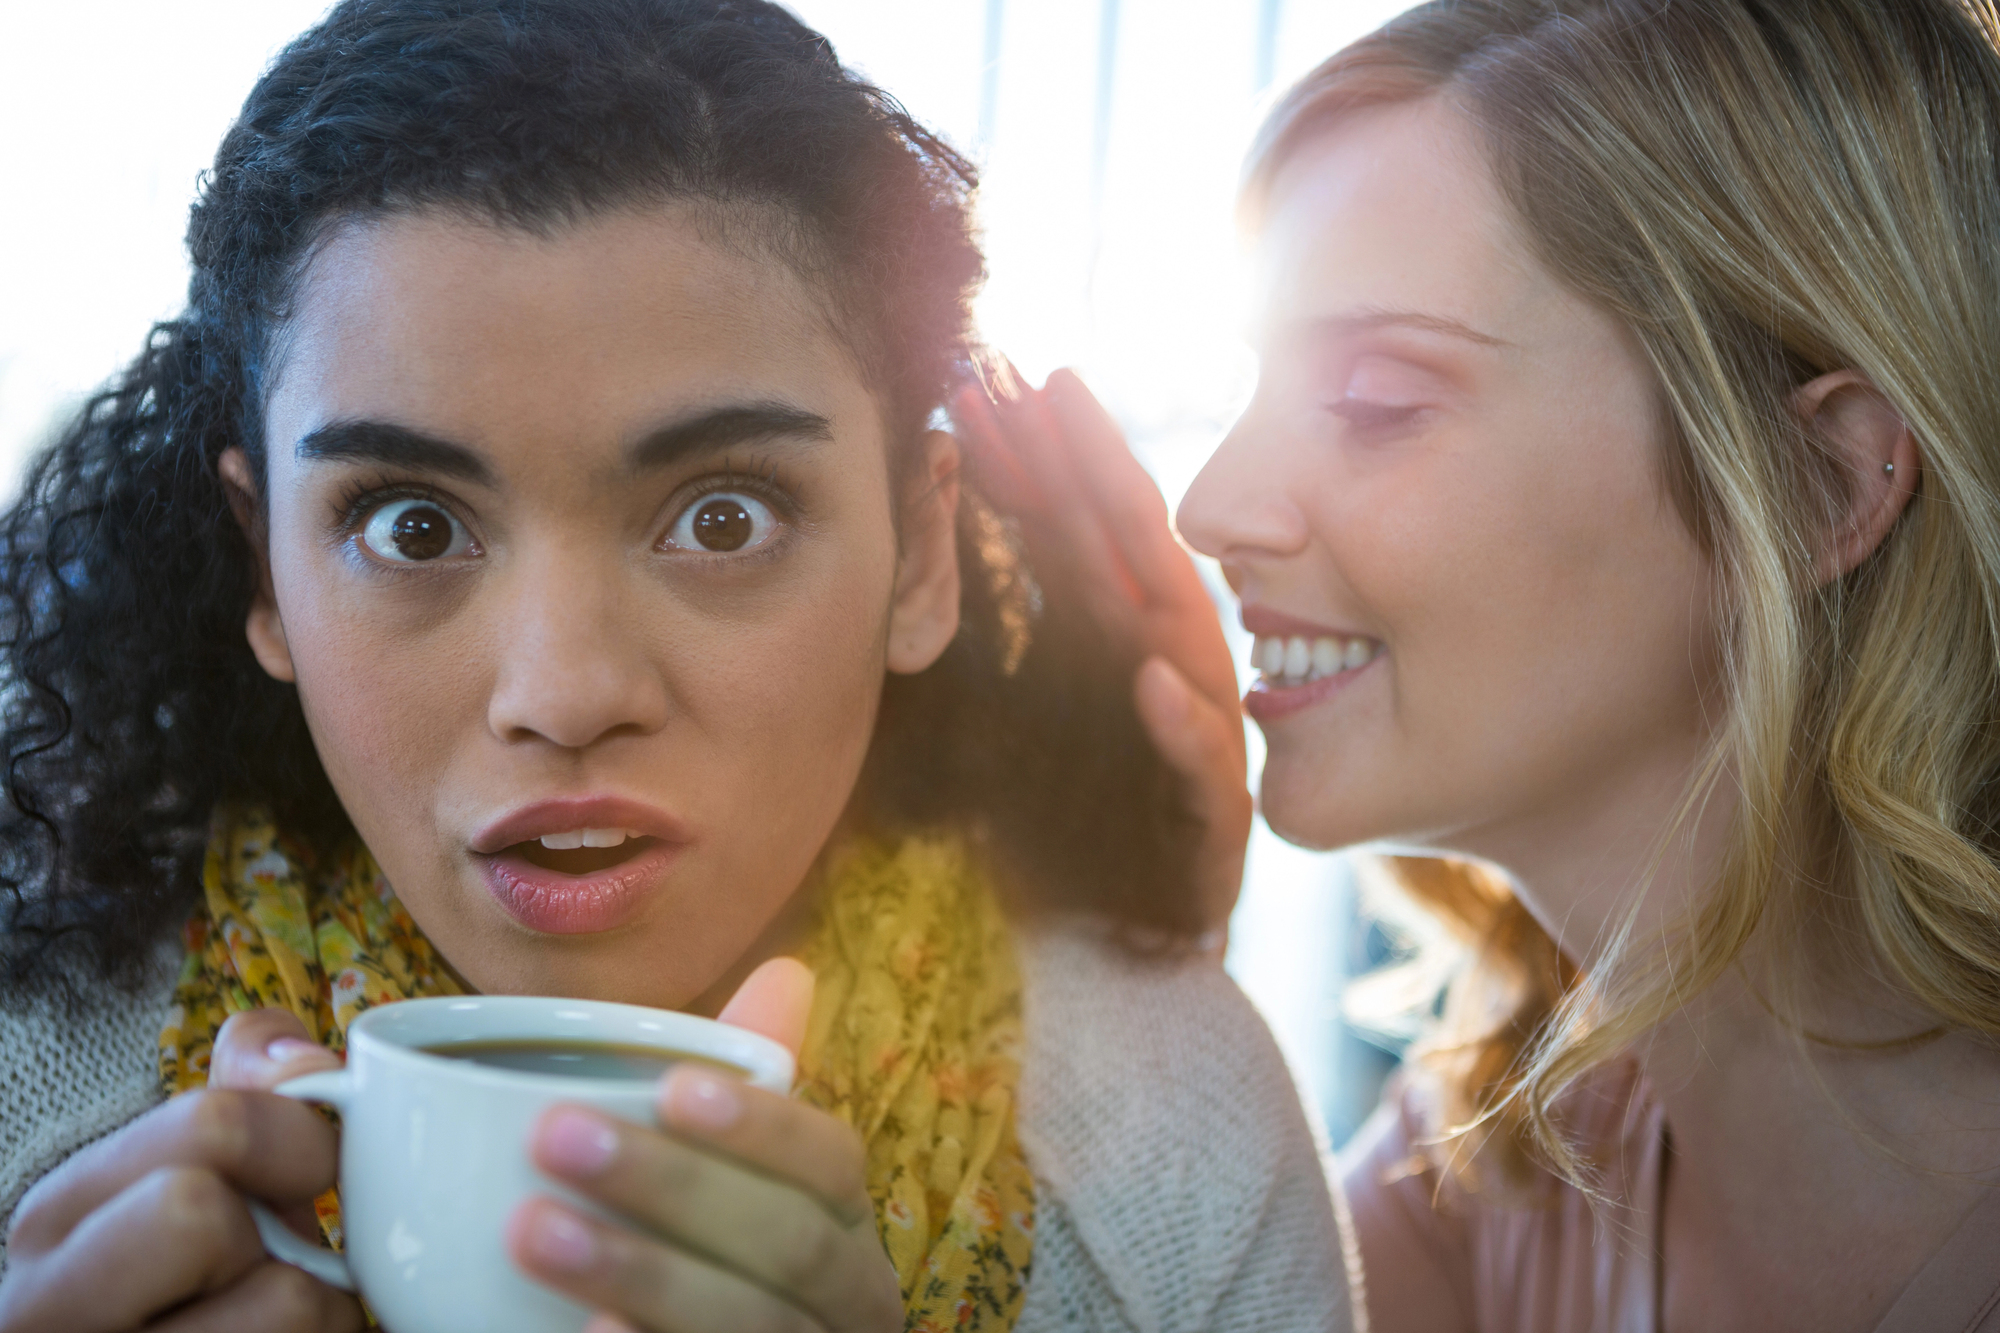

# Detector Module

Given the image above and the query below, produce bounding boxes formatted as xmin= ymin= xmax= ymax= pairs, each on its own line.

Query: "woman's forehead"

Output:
xmin=263 ymin=208 xmax=877 ymax=475
xmin=1253 ymin=99 xmax=1548 ymax=347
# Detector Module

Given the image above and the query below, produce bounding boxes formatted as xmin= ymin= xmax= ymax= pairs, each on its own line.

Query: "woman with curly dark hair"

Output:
xmin=0 ymin=2 xmax=1348 ymax=1330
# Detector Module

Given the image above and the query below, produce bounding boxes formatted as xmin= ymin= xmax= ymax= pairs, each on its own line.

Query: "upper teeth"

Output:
xmin=538 ymin=828 xmax=640 ymax=850
xmin=1253 ymin=634 xmax=1378 ymax=686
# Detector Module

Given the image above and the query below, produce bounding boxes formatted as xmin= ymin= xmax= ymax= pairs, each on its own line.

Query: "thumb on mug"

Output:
xmin=716 ymin=956 xmax=816 ymax=1059
xmin=211 ymin=1006 xmax=342 ymax=1092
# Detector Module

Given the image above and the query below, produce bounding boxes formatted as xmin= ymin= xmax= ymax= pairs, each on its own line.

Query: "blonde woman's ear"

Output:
xmin=1794 ymin=369 xmax=1920 ymax=582
xmin=884 ymin=430 xmax=962 ymax=675
xmin=217 ymin=447 xmax=298 ymax=683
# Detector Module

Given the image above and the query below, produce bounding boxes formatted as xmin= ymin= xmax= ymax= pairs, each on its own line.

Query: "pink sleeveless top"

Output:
xmin=1340 ymin=1065 xmax=2000 ymax=1333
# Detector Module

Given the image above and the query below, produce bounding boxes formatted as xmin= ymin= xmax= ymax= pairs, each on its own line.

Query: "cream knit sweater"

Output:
xmin=0 ymin=920 xmax=1355 ymax=1331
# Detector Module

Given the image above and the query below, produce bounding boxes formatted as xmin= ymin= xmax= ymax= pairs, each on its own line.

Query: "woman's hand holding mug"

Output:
xmin=0 ymin=959 xmax=897 ymax=1333
xmin=0 ymin=1020 xmax=359 ymax=1332
xmin=506 ymin=960 xmax=901 ymax=1333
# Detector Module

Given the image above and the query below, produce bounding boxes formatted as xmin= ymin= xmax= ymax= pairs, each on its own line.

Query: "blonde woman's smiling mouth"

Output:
xmin=1242 ymin=606 xmax=1383 ymax=722
xmin=472 ymin=797 xmax=691 ymax=934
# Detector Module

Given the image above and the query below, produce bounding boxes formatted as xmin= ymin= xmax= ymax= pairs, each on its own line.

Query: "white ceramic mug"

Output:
xmin=248 ymin=994 xmax=794 ymax=1333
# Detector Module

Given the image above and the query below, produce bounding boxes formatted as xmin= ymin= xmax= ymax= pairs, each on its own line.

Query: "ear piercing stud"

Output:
xmin=1884 ymin=463 xmax=1896 ymax=475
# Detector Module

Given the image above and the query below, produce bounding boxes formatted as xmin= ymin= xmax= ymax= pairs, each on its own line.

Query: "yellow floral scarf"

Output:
xmin=159 ymin=806 xmax=1035 ymax=1330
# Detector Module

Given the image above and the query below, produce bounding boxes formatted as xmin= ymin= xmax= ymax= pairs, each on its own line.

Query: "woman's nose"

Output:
xmin=1176 ymin=413 xmax=1312 ymax=563
xmin=484 ymin=553 xmax=671 ymax=750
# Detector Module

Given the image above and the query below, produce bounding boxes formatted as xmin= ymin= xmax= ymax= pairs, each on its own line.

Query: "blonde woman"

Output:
xmin=965 ymin=1 xmax=2000 ymax=1330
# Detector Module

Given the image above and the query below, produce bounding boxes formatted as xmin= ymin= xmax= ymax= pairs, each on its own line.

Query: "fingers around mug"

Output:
xmin=7 ymin=1088 xmax=339 ymax=1256
xmin=141 ymin=1260 xmax=364 ymax=1333
xmin=529 ymin=1103 xmax=887 ymax=1322
xmin=211 ymin=1008 xmax=342 ymax=1093
xmin=508 ymin=1196 xmax=897 ymax=1333
xmin=1 ymin=1165 xmax=270 ymax=1332
xmin=209 ymin=999 xmax=346 ymax=1228
xmin=534 ymin=1091 xmax=869 ymax=1236
xmin=657 ymin=1068 xmax=872 ymax=1225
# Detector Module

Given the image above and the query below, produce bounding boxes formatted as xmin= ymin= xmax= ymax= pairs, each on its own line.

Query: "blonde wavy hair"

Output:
xmin=1248 ymin=0 xmax=2000 ymax=1186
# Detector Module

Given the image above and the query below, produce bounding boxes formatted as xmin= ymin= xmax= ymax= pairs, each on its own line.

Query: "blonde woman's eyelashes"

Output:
xmin=1328 ymin=397 xmax=1424 ymax=432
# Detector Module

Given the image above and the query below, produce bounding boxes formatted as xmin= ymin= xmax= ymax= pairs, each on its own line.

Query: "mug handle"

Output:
xmin=246 ymin=1070 xmax=357 ymax=1293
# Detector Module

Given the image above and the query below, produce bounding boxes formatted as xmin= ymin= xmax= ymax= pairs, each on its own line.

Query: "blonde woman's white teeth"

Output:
xmin=539 ymin=830 xmax=584 ymax=850
xmin=1283 ymin=637 xmax=1311 ymax=678
xmin=1254 ymin=632 xmax=1380 ymax=682
xmin=578 ymin=828 xmax=630 ymax=848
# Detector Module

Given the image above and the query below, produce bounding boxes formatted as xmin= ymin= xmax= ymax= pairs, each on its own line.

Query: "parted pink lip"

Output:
xmin=478 ymin=840 xmax=681 ymax=935
xmin=470 ymin=796 xmax=693 ymax=936
xmin=470 ymin=796 xmax=689 ymax=856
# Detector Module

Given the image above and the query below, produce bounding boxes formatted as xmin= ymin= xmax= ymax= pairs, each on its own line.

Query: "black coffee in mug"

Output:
xmin=421 ymin=1039 xmax=723 ymax=1081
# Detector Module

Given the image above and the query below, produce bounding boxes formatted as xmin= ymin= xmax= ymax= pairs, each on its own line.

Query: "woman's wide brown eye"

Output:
xmin=359 ymin=497 xmax=473 ymax=563
xmin=666 ymin=490 xmax=778 ymax=554
xmin=693 ymin=498 xmax=752 ymax=551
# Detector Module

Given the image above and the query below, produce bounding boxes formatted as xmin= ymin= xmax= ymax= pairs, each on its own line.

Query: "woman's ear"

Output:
xmin=885 ymin=430 xmax=962 ymax=675
xmin=1795 ymin=369 xmax=1920 ymax=583
xmin=217 ymin=448 xmax=297 ymax=683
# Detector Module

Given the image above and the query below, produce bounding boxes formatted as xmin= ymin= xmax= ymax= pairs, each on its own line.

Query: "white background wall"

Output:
xmin=0 ymin=0 xmax=1415 ymax=1144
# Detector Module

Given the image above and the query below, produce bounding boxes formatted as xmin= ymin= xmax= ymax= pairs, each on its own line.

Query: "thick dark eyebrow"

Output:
xmin=294 ymin=402 xmax=834 ymax=483
xmin=297 ymin=420 xmax=494 ymax=485
xmin=1316 ymin=308 xmax=1510 ymax=348
xmin=628 ymin=402 xmax=836 ymax=471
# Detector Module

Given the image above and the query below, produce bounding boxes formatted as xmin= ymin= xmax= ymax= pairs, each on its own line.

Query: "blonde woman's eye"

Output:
xmin=358 ymin=498 xmax=473 ymax=563
xmin=1327 ymin=354 xmax=1434 ymax=432
xmin=666 ymin=492 xmax=779 ymax=553
xmin=1329 ymin=396 xmax=1422 ymax=431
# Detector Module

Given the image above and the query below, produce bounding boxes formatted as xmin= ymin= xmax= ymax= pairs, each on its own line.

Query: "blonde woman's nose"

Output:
xmin=1177 ymin=417 xmax=1312 ymax=563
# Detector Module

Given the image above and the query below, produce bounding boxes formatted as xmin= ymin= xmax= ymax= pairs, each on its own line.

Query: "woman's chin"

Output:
xmin=1256 ymin=763 xmax=1380 ymax=853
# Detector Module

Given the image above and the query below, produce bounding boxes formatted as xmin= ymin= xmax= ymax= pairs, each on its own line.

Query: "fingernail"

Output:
xmin=664 ymin=1066 xmax=742 ymax=1133
xmin=1138 ymin=658 xmax=1190 ymax=723
xmin=539 ymin=1109 xmax=619 ymax=1177
xmin=266 ymin=1037 xmax=328 ymax=1064
xmin=583 ymin=1315 xmax=644 ymax=1333
xmin=529 ymin=1208 xmax=599 ymax=1271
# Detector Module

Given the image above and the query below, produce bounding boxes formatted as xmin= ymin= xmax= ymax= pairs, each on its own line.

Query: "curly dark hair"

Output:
xmin=0 ymin=0 xmax=1204 ymax=999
